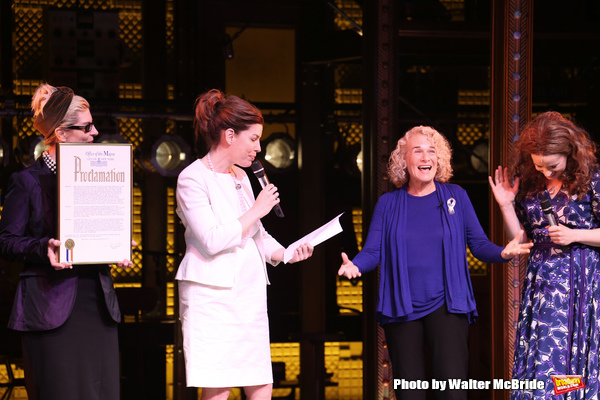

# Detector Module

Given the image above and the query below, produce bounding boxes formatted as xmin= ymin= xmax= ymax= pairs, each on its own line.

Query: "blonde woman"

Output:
xmin=339 ymin=126 xmax=532 ymax=400
xmin=0 ymin=83 xmax=132 ymax=400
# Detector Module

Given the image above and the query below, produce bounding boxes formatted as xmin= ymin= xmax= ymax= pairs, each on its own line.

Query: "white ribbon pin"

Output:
xmin=447 ymin=198 xmax=456 ymax=215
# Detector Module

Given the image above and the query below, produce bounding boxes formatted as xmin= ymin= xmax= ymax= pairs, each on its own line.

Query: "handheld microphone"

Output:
xmin=541 ymin=198 xmax=569 ymax=251
xmin=540 ymin=198 xmax=558 ymax=226
xmin=251 ymin=160 xmax=284 ymax=218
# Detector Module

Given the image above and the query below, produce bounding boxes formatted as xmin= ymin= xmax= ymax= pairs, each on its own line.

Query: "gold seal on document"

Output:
xmin=65 ymin=239 xmax=75 ymax=250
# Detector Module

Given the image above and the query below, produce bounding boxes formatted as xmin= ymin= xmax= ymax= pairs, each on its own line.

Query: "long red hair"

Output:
xmin=513 ymin=111 xmax=597 ymax=201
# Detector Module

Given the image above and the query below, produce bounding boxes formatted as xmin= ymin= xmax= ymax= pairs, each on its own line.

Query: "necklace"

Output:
xmin=231 ymin=175 xmax=242 ymax=190
xmin=206 ymin=152 xmax=241 ymax=190
xmin=547 ymin=182 xmax=561 ymax=195
xmin=206 ymin=152 xmax=216 ymax=172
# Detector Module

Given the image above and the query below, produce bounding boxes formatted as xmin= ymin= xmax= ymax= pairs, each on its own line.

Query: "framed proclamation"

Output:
xmin=57 ymin=143 xmax=133 ymax=264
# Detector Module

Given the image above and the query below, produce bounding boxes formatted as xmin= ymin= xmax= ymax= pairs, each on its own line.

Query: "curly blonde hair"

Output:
xmin=387 ymin=125 xmax=453 ymax=188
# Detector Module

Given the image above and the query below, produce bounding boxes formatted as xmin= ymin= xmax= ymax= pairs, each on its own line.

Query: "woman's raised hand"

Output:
xmin=488 ymin=166 xmax=519 ymax=208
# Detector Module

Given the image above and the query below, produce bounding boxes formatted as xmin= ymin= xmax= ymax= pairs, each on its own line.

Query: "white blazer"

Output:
xmin=175 ymin=159 xmax=284 ymax=288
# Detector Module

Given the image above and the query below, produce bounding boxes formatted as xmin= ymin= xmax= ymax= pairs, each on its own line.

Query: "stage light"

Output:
xmin=150 ymin=134 xmax=191 ymax=177
xmin=0 ymin=137 xmax=9 ymax=168
xmin=356 ymin=149 xmax=363 ymax=173
xmin=262 ymin=132 xmax=296 ymax=171
xmin=15 ymin=135 xmax=48 ymax=167
xmin=470 ymin=141 xmax=489 ymax=173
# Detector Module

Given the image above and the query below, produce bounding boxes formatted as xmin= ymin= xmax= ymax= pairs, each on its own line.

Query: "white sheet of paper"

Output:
xmin=284 ymin=213 xmax=344 ymax=263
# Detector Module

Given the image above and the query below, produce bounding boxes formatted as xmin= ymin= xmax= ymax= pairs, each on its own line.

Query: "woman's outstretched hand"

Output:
xmin=338 ymin=252 xmax=361 ymax=279
xmin=501 ymin=230 xmax=533 ymax=259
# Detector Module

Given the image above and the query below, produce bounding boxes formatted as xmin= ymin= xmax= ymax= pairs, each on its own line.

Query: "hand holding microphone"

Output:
xmin=252 ymin=160 xmax=284 ymax=218
xmin=541 ymin=198 xmax=574 ymax=247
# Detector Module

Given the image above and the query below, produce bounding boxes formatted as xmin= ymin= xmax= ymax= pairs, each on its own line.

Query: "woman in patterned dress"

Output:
xmin=489 ymin=111 xmax=600 ymax=399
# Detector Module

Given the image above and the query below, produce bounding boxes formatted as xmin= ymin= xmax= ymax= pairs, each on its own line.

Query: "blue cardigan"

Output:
xmin=353 ymin=181 xmax=506 ymax=323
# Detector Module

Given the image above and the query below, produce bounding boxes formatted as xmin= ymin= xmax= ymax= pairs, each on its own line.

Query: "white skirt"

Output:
xmin=178 ymin=239 xmax=272 ymax=388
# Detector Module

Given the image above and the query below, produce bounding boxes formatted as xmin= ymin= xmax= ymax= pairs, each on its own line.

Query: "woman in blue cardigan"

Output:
xmin=338 ymin=126 xmax=532 ymax=400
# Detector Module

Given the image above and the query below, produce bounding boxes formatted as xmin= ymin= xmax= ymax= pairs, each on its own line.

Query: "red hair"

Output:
xmin=513 ymin=111 xmax=597 ymax=200
xmin=193 ymin=89 xmax=263 ymax=154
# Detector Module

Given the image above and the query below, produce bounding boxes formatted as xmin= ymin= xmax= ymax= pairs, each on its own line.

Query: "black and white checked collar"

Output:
xmin=42 ymin=151 xmax=56 ymax=174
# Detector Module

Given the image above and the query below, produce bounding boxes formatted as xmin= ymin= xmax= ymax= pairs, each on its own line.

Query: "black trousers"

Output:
xmin=383 ymin=304 xmax=469 ymax=400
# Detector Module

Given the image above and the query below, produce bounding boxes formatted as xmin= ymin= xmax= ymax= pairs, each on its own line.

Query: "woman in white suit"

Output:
xmin=175 ymin=89 xmax=313 ymax=400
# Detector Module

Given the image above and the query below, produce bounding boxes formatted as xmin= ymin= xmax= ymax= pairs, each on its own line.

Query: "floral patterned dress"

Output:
xmin=512 ymin=169 xmax=600 ymax=399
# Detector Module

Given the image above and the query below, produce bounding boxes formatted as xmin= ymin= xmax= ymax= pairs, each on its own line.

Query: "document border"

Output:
xmin=57 ymin=143 xmax=133 ymax=264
